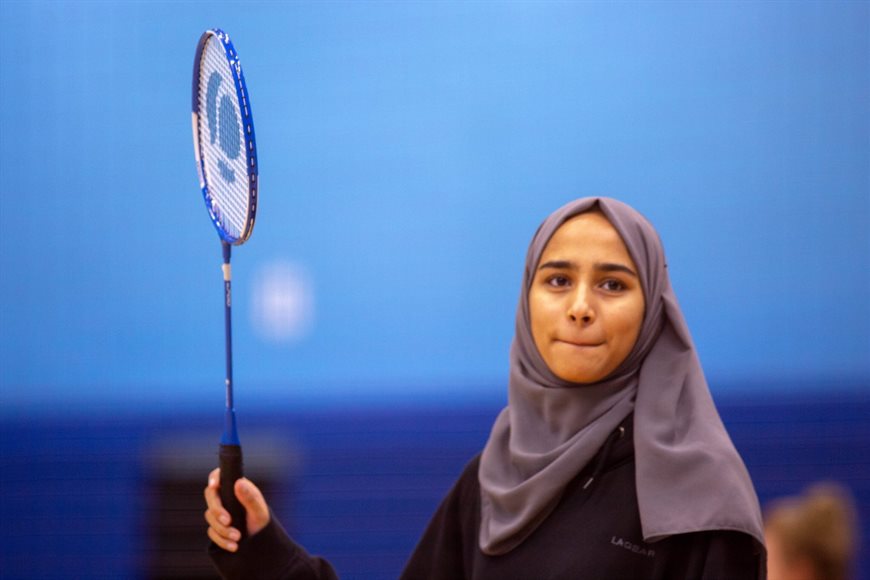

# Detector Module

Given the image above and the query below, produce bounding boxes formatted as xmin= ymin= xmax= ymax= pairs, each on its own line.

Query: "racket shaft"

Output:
xmin=223 ymin=242 xmax=235 ymax=414
xmin=219 ymin=443 xmax=247 ymax=538
xmin=219 ymin=243 xmax=246 ymax=537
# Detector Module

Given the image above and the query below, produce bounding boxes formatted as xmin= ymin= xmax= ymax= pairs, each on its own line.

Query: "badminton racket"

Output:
xmin=192 ymin=28 xmax=258 ymax=539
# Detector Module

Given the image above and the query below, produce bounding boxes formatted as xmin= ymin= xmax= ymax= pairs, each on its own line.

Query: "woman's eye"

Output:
xmin=601 ymin=279 xmax=626 ymax=292
xmin=546 ymin=275 xmax=571 ymax=288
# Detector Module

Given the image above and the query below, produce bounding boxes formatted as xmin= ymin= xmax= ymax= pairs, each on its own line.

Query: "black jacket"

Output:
xmin=211 ymin=416 xmax=766 ymax=579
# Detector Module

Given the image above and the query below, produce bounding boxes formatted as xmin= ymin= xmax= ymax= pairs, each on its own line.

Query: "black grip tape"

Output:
xmin=219 ymin=443 xmax=247 ymax=539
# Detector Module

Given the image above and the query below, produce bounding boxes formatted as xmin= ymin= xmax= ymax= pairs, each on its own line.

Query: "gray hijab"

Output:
xmin=478 ymin=197 xmax=764 ymax=555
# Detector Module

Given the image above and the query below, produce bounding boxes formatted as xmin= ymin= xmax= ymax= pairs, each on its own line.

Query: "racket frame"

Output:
xmin=192 ymin=28 xmax=259 ymax=246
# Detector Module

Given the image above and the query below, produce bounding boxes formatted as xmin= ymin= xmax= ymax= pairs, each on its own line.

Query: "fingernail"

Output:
xmin=230 ymin=529 xmax=241 ymax=541
xmin=227 ymin=541 xmax=237 ymax=552
xmin=220 ymin=514 xmax=230 ymax=525
xmin=209 ymin=477 xmax=215 ymax=487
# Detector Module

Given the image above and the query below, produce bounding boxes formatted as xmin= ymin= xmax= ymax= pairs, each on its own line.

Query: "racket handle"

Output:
xmin=219 ymin=443 xmax=247 ymax=539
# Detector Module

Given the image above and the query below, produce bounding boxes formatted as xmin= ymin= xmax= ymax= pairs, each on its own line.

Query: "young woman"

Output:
xmin=205 ymin=197 xmax=767 ymax=579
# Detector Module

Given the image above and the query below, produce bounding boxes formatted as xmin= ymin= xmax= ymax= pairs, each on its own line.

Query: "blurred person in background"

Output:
xmin=765 ymin=482 xmax=859 ymax=580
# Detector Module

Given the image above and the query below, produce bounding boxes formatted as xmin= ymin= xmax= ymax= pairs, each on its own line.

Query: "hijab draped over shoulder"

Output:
xmin=478 ymin=197 xmax=764 ymax=555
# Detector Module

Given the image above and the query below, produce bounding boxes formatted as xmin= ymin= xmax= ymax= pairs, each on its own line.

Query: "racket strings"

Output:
xmin=197 ymin=37 xmax=251 ymax=240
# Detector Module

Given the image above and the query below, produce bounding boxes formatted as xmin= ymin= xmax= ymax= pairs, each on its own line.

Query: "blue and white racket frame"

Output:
xmin=192 ymin=28 xmax=258 ymax=541
xmin=192 ymin=28 xmax=258 ymax=245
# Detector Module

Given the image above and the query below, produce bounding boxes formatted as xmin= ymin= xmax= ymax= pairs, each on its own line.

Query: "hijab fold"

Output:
xmin=478 ymin=197 xmax=764 ymax=556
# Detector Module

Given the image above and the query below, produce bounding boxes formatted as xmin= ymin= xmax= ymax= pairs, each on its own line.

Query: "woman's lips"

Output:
xmin=555 ymin=339 xmax=604 ymax=348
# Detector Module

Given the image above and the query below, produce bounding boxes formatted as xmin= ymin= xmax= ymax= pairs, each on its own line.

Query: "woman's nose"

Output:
xmin=567 ymin=286 xmax=595 ymax=325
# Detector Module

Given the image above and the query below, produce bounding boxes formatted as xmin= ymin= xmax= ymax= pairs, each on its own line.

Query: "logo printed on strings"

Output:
xmin=206 ymin=72 xmax=241 ymax=184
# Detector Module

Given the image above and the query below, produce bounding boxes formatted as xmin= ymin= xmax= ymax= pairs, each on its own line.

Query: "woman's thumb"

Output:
xmin=235 ymin=478 xmax=270 ymax=534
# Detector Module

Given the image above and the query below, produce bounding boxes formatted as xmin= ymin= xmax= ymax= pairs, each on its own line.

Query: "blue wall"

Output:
xmin=1 ymin=1 xmax=867 ymax=411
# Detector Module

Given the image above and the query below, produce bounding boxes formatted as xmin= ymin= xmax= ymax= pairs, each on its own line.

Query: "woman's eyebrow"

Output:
xmin=537 ymin=260 xmax=637 ymax=278
xmin=538 ymin=260 xmax=575 ymax=271
xmin=595 ymin=262 xmax=638 ymax=277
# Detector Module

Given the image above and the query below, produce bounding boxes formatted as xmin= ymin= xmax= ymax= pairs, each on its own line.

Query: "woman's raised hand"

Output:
xmin=204 ymin=467 xmax=271 ymax=552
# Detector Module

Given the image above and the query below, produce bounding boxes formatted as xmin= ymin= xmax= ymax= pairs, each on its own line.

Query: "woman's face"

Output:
xmin=529 ymin=211 xmax=645 ymax=384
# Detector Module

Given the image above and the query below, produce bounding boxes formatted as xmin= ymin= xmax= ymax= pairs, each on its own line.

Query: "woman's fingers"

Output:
xmin=204 ymin=507 xmax=241 ymax=539
xmin=207 ymin=524 xmax=238 ymax=553
xmin=204 ymin=467 xmax=242 ymax=552
xmin=204 ymin=468 xmax=231 ymax=524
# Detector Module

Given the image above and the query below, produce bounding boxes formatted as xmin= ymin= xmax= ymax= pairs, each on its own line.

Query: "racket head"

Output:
xmin=192 ymin=29 xmax=258 ymax=245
